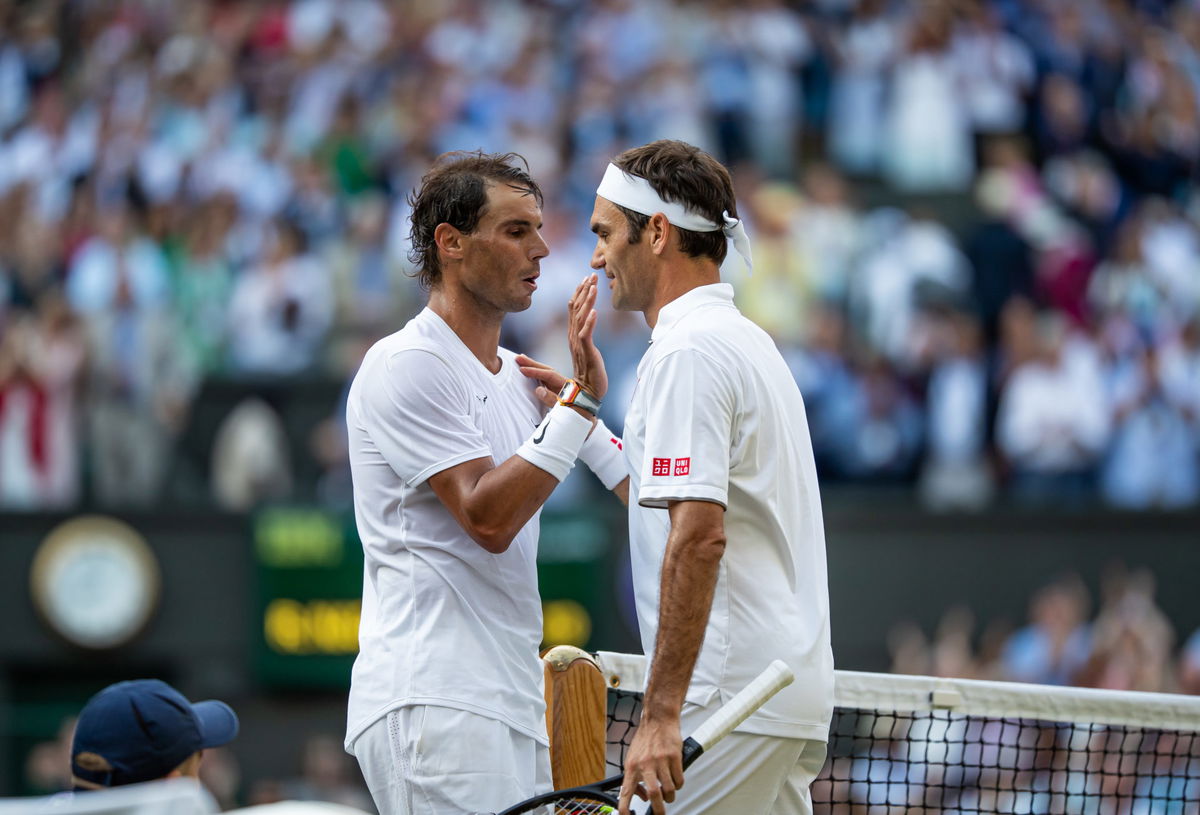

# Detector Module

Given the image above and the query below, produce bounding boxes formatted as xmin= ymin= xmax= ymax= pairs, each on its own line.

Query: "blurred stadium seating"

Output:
xmin=2 ymin=0 xmax=1200 ymax=809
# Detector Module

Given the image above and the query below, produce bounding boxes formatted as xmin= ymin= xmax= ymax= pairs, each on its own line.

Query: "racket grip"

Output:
xmin=687 ymin=660 xmax=794 ymax=754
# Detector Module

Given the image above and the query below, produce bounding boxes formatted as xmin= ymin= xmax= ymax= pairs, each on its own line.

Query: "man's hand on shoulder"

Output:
xmin=516 ymin=354 xmax=567 ymax=407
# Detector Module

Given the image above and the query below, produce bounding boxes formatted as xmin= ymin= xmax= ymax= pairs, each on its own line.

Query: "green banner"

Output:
xmin=251 ymin=506 xmax=632 ymax=690
xmin=253 ymin=508 xmax=363 ymax=689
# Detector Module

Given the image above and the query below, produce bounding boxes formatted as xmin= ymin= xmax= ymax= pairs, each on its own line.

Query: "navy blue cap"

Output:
xmin=71 ymin=679 xmax=239 ymax=788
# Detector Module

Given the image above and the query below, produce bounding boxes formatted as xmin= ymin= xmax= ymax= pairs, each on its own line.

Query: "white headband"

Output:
xmin=596 ymin=163 xmax=753 ymax=271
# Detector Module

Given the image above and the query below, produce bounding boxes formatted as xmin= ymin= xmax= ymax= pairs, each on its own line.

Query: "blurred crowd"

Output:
xmin=2 ymin=0 xmax=1200 ymax=511
xmin=889 ymin=567 xmax=1200 ymax=696
xmin=839 ymin=568 xmax=1200 ymax=812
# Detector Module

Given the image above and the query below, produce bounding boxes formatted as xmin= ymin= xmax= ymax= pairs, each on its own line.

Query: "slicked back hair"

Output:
xmin=408 ymin=151 xmax=543 ymax=289
xmin=610 ymin=140 xmax=736 ymax=264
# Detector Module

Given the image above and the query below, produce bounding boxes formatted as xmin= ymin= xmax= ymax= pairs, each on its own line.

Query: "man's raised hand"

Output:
xmin=568 ymin=273 xmax=607 ymax=399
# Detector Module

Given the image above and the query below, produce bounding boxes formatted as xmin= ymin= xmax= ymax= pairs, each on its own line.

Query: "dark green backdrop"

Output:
xmin=1 ymin=502 xmax=1197 ymax=795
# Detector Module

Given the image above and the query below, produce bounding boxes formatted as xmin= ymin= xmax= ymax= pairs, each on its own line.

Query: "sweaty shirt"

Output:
xmin=345 ymin=308 xmax=548 ymax=749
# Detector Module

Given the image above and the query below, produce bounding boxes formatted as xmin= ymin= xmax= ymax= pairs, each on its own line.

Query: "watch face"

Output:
xmin=30 ymin=517 xmax=161 ymax=650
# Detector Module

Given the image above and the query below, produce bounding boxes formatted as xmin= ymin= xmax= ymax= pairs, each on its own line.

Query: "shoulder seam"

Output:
xmin=381 ymin=343 xmax=457 ymax=370
xmin=645 ymin=344 xmax=736 ymax=383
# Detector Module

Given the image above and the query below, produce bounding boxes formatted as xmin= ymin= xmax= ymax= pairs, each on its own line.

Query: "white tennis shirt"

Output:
xmin=623 ymin=284 xmax=834 ymax=741
xmin=344 ymin=308 xmax=548 ymax=750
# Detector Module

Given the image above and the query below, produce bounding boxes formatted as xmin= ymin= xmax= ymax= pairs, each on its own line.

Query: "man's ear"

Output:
xmin=434 ymin=223 xmax=466 ymax=261
xmin=648 ymin=212 xmax=671 ymax=256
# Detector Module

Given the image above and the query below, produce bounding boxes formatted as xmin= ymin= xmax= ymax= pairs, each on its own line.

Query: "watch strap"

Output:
xmin=558 ymin=380 xmax=602 ymax=417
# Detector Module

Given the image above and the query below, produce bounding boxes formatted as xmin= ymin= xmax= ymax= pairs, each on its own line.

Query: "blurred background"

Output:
xmin=2 ymin=0 xmax=1199 ymax=808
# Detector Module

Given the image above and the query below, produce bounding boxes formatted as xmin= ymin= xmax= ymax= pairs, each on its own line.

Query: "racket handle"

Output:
xmin=685 ymin=660 xmax=794 ymax=762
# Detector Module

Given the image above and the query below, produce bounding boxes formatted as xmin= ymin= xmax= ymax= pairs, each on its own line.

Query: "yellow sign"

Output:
xmin=264 ymin=598 xmax=361 ymax=655
xmin=542 ymin=599 xmax=592 ymax=648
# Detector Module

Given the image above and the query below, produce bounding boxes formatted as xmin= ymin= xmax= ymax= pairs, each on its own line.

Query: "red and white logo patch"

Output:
xmin=652 ymin=458 xmax=671 ymax=477
xmin=674 ymin=457 xmax=691 ymax=476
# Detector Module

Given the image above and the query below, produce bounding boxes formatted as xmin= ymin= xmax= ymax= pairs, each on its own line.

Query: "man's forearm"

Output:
xmin=642 ymin=523 xmax=725 ymax=721
xmin=458 ymin=454 xmax=568 ymax=551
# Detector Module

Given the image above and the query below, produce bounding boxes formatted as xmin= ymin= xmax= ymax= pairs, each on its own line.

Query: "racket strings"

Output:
xmin=523 ymin=799 xmax=616 ymax=814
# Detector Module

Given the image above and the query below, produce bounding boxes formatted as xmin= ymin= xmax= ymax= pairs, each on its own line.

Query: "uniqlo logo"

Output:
xmin=674 ymin=457 xmax=691 ymax=476
xmin=652 ymin=458 xmax=671 ymax=477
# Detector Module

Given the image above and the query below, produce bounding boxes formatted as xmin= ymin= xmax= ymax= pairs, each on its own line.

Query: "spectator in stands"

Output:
xmin=1042 ymin=151 xmax=1125 ymax=254
xmin=966 ymin=168 xmax=1036 ymax=348
xmin=278 ymin=735 xmax=373 ymax=811
xmin=1179 ymin=628 xmax=1200 ymax=695
xmin=1158 ymin=316 xmax=1200 ymax=446
xmin=65 ymin=203 xmax=169 ymax=317
xmin=736 ymin=182 xmax=809 ymax=345
xmin=0 ymin=292 xmax=85 ymax=508
xmin=996 ymin=312 xmax=1109 ymax=503
xmin=793 ymin=163 xmax=859 ymax=306
xmin=171 ymin=196 xmax=236 ymax=376
xmin=883 ymin=5 xmax=973 ymax=191
xmin=825 ymin=355 xmax=924 ymax=480
xmin=323 ymin=191 xmax=416 ymax=342
xmin=70 ymin=679 xmax=238 ymax=790
xmin=1076 ymin=568 xmax=1175 ymax=692
xmin=226 ymin=218 xmax=333 ymax=377
xmin=1031 ymin=73 xmax=1091 ymax=162
xmin=197 ymin=746 xmax=241 ymax=812
xmin=784 ymin=304 xmax=855 ymax=474
xmin=953 ymin=1 xmax=1035 ymax=142
xmin=739 ymin=0 xmax=812 ymax=180
xmin=3 ymin=210 xmax=64 ymax=312
xmin=1100 ymin=341 xmax=1199 ymax=509
xmin=1087 ymin=215 xmax=1161 ymax=332
xmin=1137 ymin=199 xmax=1200 ymax=322
xmin=211 ymin=397 xmax=293 ymax=511
xmin=826 ymin=0 xmax=895 ymax=175
xmin=1002 ymin=574 xmax=1093 ymax=686
xmin=24 ymin=716 xmax=75 ymax=795
xmin=920 ymin=310 xmax=994 ymax=510
xmin=78 ymin=214 xmax=195 ymax=506
xmin=852 ymin=212 xmax=971 ymax=370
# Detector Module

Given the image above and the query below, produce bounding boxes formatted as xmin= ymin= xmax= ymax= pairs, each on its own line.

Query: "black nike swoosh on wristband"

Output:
xmin=532 ymin=423 xmax=548 ymax=444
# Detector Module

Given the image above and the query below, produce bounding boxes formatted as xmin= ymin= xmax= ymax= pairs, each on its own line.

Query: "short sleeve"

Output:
xmin=637 ymin=348 xmax=736 ymax=509
xmin=353 ymin=347 xmax=491 ymax=487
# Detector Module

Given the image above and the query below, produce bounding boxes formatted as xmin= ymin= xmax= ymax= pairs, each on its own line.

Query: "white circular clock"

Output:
xmin=30 ymin=516 xmax=161 ymax=649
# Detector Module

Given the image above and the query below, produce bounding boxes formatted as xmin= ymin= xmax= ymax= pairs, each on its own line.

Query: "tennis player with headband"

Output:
xmin=523 ymin=139 xmax=834 ymax=815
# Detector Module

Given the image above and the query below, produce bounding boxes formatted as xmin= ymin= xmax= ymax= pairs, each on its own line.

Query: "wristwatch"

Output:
xmin=558 ymin=379 xmax=602 ymax=417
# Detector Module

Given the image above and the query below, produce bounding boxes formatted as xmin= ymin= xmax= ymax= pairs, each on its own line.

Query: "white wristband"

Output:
xmin=578 ymin=418 xmax=627 ymax=489
xmin=515 ymin=404 xmax=594 ymax=482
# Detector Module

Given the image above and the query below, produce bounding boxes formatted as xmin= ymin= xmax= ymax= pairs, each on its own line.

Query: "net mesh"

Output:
xmin=599 ymin=660 xmax=1200 ymax=815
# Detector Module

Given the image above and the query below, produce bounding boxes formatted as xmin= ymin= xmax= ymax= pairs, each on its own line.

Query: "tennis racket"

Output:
xmin=489 ymin=659 xmax=794 ymax=815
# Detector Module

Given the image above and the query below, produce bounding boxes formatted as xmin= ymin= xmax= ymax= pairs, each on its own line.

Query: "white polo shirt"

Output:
xmin=344 ymin=308 xmax=548 ymax=750
xmin=623 ymin=284 xmax=834 ymax=741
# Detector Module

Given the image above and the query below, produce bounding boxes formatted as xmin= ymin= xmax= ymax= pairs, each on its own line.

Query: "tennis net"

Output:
xmin=593 ymin=652 xmax=1200 ymax=814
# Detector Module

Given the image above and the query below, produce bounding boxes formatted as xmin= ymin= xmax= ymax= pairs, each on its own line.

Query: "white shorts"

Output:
xmin=350 ymin=705 xmax=551 ymax=815
xmin=666 ymin=700 xmax=828 ymax=815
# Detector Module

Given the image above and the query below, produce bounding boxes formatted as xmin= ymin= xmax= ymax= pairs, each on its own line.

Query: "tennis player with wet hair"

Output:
xmin=344 ymin=151 xmax=624 ymax=815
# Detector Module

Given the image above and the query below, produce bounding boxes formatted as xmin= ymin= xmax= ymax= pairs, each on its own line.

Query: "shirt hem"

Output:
xmin=407 ymin=448 xmax=493 ymax=488
xmin=345 ymin=696 xmax=548 ymax=752
xmin=735 ymin=719 xmax=830 ymax=741
xmin=638 ymin=484 xmax=728 ymax=509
